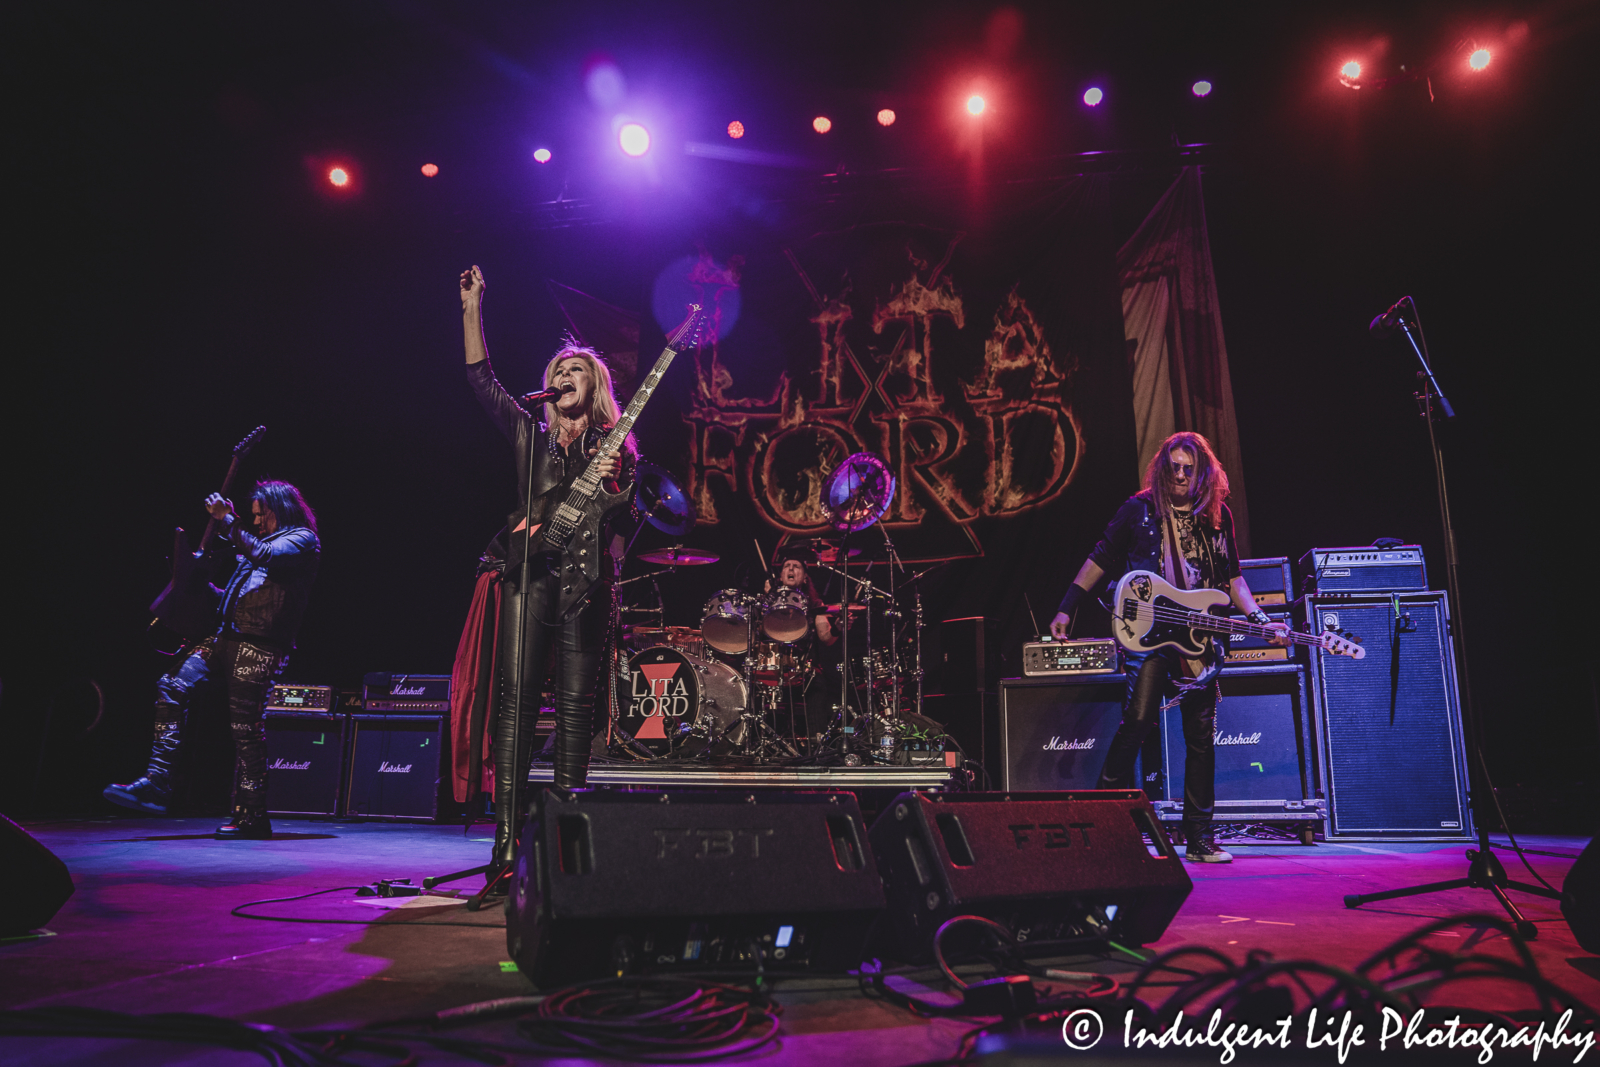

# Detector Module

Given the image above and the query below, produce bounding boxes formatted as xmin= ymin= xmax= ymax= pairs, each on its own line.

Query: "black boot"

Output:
xmin=103 ymin=776 xmax=173 ymax=813
xmin=104 ymin=723 xmax=181 ymax=813
xmin=216 ymin=808 xmax=272 ymax=840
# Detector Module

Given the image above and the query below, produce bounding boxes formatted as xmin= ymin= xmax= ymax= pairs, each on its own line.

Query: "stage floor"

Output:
xmin=3 ymin=813 xmax=1594 ymax=1065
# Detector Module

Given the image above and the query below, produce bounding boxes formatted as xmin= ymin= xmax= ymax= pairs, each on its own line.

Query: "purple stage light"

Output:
xmin=532 ymin=148 xmax=551 ymax=163
xmin=1192 ymin=80 xmax=1213 ymax=97
xmin=619 ymin=123 xmax=650 ymax=157
xmin=1083 ymin=87 xmax=1103 ymax=107
xmin=728 ymin=120 xmax=745 ymax=139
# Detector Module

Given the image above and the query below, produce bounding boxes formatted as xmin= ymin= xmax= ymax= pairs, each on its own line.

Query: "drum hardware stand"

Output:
xmin=1342 ymin=297 xmax=1558 ymax=938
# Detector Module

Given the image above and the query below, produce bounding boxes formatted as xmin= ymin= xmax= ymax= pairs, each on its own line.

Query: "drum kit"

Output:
xmin=610 ymin=454 xmax=926 ymax=764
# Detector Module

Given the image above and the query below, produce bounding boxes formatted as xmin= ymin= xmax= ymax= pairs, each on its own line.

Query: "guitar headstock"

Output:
xmin=1319 ymin=630 xmax=1366 ymax=660
xmin=665 ymin=304 xmax=707 ymax=352
xmin=234 ymin=425 xmax=266 ymax=457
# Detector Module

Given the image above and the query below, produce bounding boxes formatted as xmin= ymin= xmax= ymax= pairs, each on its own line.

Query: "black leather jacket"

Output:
xmin=214 ymin=524 xmax=320 ymax=650
xmin=1086 ymin=491 xmax=1241 ymax=591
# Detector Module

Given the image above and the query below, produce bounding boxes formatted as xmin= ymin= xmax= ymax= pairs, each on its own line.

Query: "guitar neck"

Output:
xmin=571 ymin=342 xmax=681 ymax=494
xmin=1186 ymin=610 xmax=1317 ymax=647
xmin=195 ymin=454 xmax=244 ymax=554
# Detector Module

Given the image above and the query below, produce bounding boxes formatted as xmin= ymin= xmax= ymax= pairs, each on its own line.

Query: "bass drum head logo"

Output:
xmin=621 ymin=646 xmax=699 ymax=755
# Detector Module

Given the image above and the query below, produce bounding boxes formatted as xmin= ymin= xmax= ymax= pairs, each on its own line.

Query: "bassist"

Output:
xmin=460 ymin=265 xmax=635 ymax=883
xmin=1049 ymin=432 xmax=1287 ymax=863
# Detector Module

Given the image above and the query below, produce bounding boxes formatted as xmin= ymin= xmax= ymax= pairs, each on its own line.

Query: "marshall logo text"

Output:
xmin=269 ymin=759 xmax=311 ymax=771
xmin=377 ymin=761 xmax=413 ymax=774
xmin=1043 ymin=736 xmax=1097 ymax=752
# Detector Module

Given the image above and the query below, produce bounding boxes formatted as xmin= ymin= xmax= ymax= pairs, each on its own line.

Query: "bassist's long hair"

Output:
xmin=1143 ymin=431 xmax=1228 ymax=528
xmin=251 ymin=480 xmax=317 ymax=535
xmin=542 ymin=343 xmax=637 ymax=462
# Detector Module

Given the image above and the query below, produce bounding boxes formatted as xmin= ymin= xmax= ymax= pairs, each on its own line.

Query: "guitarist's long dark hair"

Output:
xmin=1143 ymin=431 xmax=1228 ymax=528
xmin=251 ymin=480 xmax=318 ymax=535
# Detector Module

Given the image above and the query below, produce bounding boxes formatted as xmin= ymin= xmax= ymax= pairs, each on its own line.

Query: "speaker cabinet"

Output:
xmin=1562 ymin=839 xmax=1600 ymax=955
xmin=868 ymin=791 xmax=1191 ymax=962
xmin=344 ymin=714 xmax=445 ymax=822
xmin=1302 ymin=592 xmax=1471 ymax=840
xmin=1161 ymin=664 xmax=1312 ymax=803
xmin=0 ymin=813 xmax=74 ymax=936
xmin=999 ymin=675 xmax=1128 ymax=791
xmin=264 ymin=711 xmax=346 ymax=817
xmin=508 ymin=790 xmax=885 ymax=987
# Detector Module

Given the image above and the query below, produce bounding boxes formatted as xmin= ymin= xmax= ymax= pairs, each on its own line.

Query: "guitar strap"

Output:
xmin=1162 ymin=506 xmax=1210 ymax=679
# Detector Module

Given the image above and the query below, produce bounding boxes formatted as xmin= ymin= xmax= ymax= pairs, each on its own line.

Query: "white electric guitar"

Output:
xmin=1112 ymin=570 xmax=1366 ymax=660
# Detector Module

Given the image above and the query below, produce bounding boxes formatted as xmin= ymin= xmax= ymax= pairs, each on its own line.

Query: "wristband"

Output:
xmin=1057 ymin=584 xmax=1088 ymax=617
xmin=1247 ymin=609 xmax=1271 ymax=625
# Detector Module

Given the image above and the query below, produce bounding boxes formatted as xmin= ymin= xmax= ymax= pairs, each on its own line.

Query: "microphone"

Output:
xmin=521 ymin=383 xmax=575 ymax=404
xmin=1368 ymin=296 xmax=1412 ymax=335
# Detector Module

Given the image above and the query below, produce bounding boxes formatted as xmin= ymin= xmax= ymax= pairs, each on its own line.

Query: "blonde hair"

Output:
xmin=542 ymin=344 xmax=636 ymax=459
xmin=1142 ymin=431 xmax=1229 ymax=528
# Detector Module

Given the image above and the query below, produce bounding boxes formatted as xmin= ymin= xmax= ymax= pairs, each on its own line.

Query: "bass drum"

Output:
xmin=761 ymin=588 xmax=811 ymax=644
xmin=617 ymin=646 xmax=746 ymax=757
xmin=700 ymin=589 xmax=754 ymax=654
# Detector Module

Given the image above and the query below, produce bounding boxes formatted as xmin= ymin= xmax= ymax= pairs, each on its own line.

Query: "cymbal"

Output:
xmin=822 ymin=602 xmax=868 ymax=615
xmin=783 ymin=537 xmax=861 ymax=564
xmin=638 ymin=545 xmax=720 ymax=566
xmin=634 ymin=461 xmax=696 ymax=537
xmin=813 ymin=544 xmax=862 ymax=563
xmin=824 ymin=453 xmax=896 ymax=533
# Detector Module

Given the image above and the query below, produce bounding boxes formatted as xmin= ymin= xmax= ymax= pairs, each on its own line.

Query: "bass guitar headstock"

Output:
xmin=234 ymin=425 xmax=266 ymax=457
xmin=1318 ymin=629 xmax=1366 ymax=660
xmin=664 ymin=304 xmax=707 ymax=353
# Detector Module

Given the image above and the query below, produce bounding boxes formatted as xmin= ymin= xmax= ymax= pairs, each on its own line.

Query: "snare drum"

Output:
xmin=618 ymin=646 xmax=747 ymax=756
xmin=761 ymin=587 xmax=811 ymax=644
xmin=700 ymin=589 xmax=754 ymax=654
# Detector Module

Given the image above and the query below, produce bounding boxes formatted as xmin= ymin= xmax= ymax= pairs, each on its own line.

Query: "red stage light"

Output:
xmin=727 ymin=120 xmax=745 ymax=139
xmin=1468 ymin=48 xmax=1491 ymax=71
xmin=619 ymin=123 xmax=650 ymax=156
xmin=1192 ymin=80 xmax=1213 ymax=98
xmin=1083 ymin=87 xmax=1103 ymax=107
xmin=1341 ymin=60 xmax=1363 ymax=81
xmin=877 ymin=108 xmax=896 ymax=127
xmin=966 ymin=95 xmax=986 ymax=115
xmin=328 ymin=167 xmax=350 ymax=187
xmin=813 ymin=115 xmax=832 ymax=133
xmin=420 ymin=163 xmax=438 ymax=177
xmin=533 ymin=148 xmax=552 ymax=163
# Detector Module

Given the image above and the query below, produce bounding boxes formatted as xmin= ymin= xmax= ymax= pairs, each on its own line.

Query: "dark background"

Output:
xmin=6 ymin=1 xmax=1595 ymax=825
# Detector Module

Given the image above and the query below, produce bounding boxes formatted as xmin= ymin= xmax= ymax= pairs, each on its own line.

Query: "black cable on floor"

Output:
xmin=229 ymin=885 xmax=503 ymax=927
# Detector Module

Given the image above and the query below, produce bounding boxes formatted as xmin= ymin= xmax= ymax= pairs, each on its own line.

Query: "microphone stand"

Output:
xmin=1342 ymin=306 xmax=1557 ymax=936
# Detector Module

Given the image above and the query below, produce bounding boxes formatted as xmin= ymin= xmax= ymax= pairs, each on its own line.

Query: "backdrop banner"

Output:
xmin=618 ymin=175 xmax=1144 ymax=685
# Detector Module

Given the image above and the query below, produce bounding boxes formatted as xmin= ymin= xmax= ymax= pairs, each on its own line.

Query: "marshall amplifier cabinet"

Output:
xmin=1301 ymin=592 xmax=1471 ymax=840
xmin=1299 ymin=546 xmax=1427 ymax=594
xmin=1156 ymin=664 xmax=1324 ymax=836
xmin=1021 ymin=638 xmax=1118 ymax=676
xmin=344 ymin=714 xmax=445 ymax=822
xmin=362 ymin=673 xmax=451 ymax=713
xmin=1238 ymin=557 xmax=1292 ymax=606
xmin=1000 ymin=675 xmax=1136 ymax=792
xmin=263 ymin=711 xmax=346 ymax=817
xmin=264 ymin=684 xmax=336 ymax=713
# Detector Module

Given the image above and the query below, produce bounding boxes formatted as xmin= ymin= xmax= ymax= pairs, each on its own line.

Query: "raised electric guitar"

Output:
xmin=148 ymin=425 xmax=266 ymax=654
xmin=519 ymin=304 xmax=707 ymax=617
xmin=1112 ymin=569 xmax=1365 ymax=660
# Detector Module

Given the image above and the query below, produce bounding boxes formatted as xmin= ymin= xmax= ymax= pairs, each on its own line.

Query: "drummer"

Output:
xmin=763 ymin=545 xmax=839 ymax=744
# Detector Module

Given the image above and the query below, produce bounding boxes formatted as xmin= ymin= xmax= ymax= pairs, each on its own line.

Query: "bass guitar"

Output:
xmin=1112 ymin=569 xmax=1365 ymax=661
xmin=147 ymin=425 xmax=265 ymax=654
xmin=518 ymin=304 xmax=707 ymax=617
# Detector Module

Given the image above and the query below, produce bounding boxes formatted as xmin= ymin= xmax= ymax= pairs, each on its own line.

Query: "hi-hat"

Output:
xmin=637 ymin=545 xmax=719 ymax=566
xmin=634 ymin=461 xmax=696 ymax=537
xmin=825 ymin=453 xmax=895 ymax=533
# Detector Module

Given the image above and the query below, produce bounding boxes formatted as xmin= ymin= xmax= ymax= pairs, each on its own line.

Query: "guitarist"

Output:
xmin=104 ymin=481 xmax=320 ymax=840
xmin=1049 ymin=432 xmax=1287 ymax=863
xmin=460 ymin=265 xmax=635 ymax=883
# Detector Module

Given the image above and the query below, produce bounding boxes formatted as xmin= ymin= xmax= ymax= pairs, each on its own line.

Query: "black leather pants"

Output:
xmin=493 ymin=572 xmax=608 ymax=864
xmin=1096 ymin=647 xmax=1218 ymax=837
xmin=148 ymin=636 xmax=285 ymax=814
